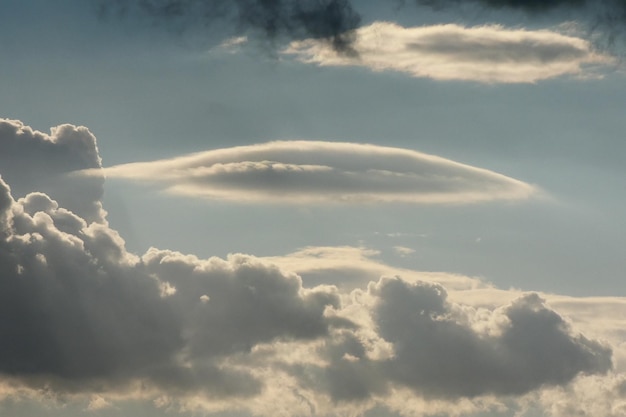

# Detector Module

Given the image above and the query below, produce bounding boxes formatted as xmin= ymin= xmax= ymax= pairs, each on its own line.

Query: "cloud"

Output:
xmin=0 ymin=176 xmax=345 ymax=399
xmin=288 ymin=278 xmax=612 ymax=402
xmin=99 ymin=0 xmax=626 ymax=58
xmin=0 ymin=120 xmax=621 ymax=416
xmin=393 ymin=246 xmax=415 ymax=257
xmin=0 ymin=119 xmax=105 ymax=223
xmin=90 ymin=140 xmax=536 ymax=204
xmin=263 ymin=245 xmax=484 ymax=291
xmin=100 ymin=0 xmax=361 ymax=54
xmin=284 ymin=22 xmax=611 ymax=83
xmin=0 ymin=175 xmax=617 ymax=414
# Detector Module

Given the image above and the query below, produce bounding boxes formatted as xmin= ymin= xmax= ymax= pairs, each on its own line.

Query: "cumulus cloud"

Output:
xmin=0 ymin=175 xmax=617 ymax=414
xmin=90 ymin=140 xmax=536 ymax=204
xmin=0 ymin=119 xmax=105 ymax=223
xmin=288 ymin=278 xmax=612 ymax=402
xmin=0 ymin=176 xmax=345 ymax=398
xmin=0 ymin=120 xmax=621 ymax=417
xmin=100 ymin=0 xmax=361 ymax=54
xmin=284 ymin=22 xmax=612 ymax=83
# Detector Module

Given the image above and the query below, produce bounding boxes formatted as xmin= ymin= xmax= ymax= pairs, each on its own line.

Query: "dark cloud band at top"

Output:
xmin=100 ymin=0 xmax=361 ymax=54
xmin=99 ymin=0 xmax=626 ymax=55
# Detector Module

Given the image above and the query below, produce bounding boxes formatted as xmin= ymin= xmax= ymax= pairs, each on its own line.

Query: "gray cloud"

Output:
xmin=291 ymin=278 xmax=612 ymax=402
xmin=415 ymin=0 xmax=626 ymax=50
xmin=0 ymin=119 xmax=105 ymax=223
xmin=374 ymin=279 xmax=612 ymax=397
xmin=91 ymin=140 xmax=537 ymax=204
xmin=0 ymin=176 xmax=343 ymax=397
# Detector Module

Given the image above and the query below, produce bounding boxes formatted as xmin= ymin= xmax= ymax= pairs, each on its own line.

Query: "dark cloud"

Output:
xmin=0 ymin=177 xmax=343 ymax=396
xmin=373 ymin=278 xmax=612 ymax=397
xmin=415 ymin=0 xmax=587 ymax=12
xmin=0 ymin=120 xmax=617 ymax=413
xmin=98 ymin=0 xmax=626 ymax=56
xmin=99 ymin=0 xmax=361 ymax=54
xmin=415 ymin=0 xmax=626 ymax=49
xmin=290 ymin=277 xmax=612 ymax=401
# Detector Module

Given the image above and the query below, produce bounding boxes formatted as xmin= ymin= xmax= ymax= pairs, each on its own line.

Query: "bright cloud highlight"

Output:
xmin=92 ymin=141 xmax=537 ymax=204
xmin=284 ymin=22 xmax=612 ymax=83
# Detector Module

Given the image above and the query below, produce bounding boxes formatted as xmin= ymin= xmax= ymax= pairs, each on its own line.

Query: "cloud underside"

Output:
xmin=284 ymin=22 xmax=611 ymax=83
xmin=95 ymin=141 xmax=535 ymax=204
xmin=0 ymin=119 xmax=623 ymax=417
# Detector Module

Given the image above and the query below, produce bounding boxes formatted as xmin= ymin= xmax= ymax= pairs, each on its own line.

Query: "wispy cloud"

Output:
xmin=284 ymin=22 xmax=612 ymax=83
xmin=91 ymin=140 xmax=537 ymax=204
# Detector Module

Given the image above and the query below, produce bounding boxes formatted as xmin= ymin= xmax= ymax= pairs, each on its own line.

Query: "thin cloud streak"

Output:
xmin=285 ymin=22 xmax=612 ymax=83
xmin=90 ymin=140 xmax=537 ymax=204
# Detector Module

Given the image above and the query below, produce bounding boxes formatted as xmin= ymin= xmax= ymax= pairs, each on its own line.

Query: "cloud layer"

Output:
xmin=0 ymin=120 xmax=622 ymax=416
xmin=285 ymin=22 xmax=611 ymax=83
xmin=92 ymin=140 xmax=536 ymax=204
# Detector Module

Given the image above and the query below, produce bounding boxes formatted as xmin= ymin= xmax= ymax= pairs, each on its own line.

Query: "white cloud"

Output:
xmin=92 ymin=141 xmax=537 ymax=204
xmin=393 ymin=246 xmax=415 ymax=257
xmin=284 ymin=22 xmax=612 ymax=83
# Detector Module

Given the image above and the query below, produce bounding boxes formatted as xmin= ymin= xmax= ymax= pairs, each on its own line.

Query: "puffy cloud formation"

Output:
xmin=0 ymin=177 xmax=344 ymax=398
xmin=0 ymin=178 xmax=613 ymax=411
xmin=0 ymin=119 xmax=105 ymax=223
xmin=0 ymin=120 xmax=621 ymax=416
xmin=92 ymin=140 xmax=536 ymax=204
xmin=285 ymin=22 xmax=611 ymax=83
xmin=288 ymin=278 xmax=611 ymax=402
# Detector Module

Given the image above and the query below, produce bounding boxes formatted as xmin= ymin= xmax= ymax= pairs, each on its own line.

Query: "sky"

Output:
xmin=1 ymin=0 xmax=626 ymax=416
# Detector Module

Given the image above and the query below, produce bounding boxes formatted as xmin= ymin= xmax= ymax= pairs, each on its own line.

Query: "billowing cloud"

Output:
xmin=0 ymin=120 xmax=621 ymax=416
xmin=288 ymin=278 xmax=611 ymax=402
xmin=0 ymin=119 xmax=105 ymax=223
xmin=285 ymin=22 xmax=611 ymax=83
xmin=0 ymin=176 xmax=613 ymax=411
xmin=0 ymin=177 xmax=344 ymax=398
xmin=91 ymin=140 xmax=536 ymax=204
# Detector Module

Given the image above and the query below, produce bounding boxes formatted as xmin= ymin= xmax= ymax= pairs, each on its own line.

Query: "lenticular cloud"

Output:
xmin=93 ymin=141 xmax=536 ymax=204
xmin=284 ymin=22 xmax=611 ymax=83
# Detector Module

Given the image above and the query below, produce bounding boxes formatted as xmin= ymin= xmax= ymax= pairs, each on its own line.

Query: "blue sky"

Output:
xmin=1 ymin=1 xmax=626 ymax=416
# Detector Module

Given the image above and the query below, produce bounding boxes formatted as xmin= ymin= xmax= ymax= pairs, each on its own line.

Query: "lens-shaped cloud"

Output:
xmin=93 ymin=141 xmax=537 ymax=204
xmin=284 ymin=22 xmax=612 ymax=83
